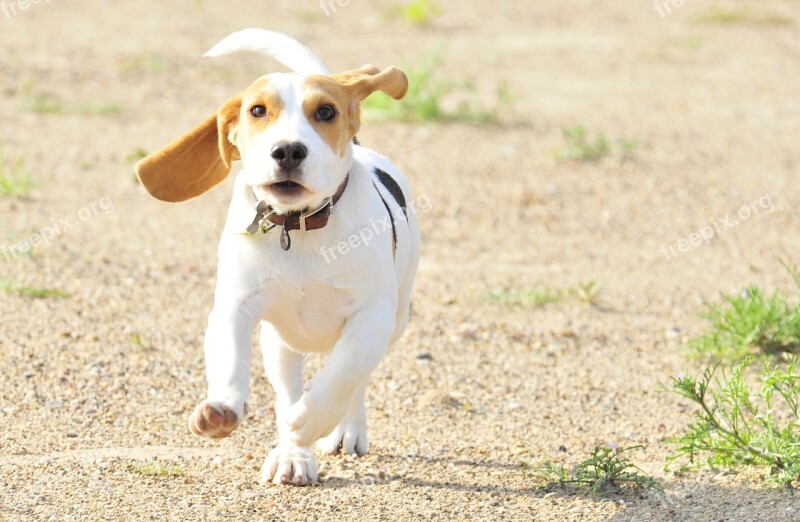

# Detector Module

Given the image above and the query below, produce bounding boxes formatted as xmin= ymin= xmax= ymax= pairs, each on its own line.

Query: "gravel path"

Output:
xmin=2 ymin=1 xmax=799 ymax=520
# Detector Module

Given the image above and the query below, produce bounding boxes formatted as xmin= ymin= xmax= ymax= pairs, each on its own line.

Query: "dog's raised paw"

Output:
xmin=287 ymin=391 xmax=348 ymax=447
xmin=188 ymin=400 xmax=240 ymax=438
xmin=261 ymin=445 xmax=318 ymax=486
xmin=316 ymin=420 xmax=368 ymax=456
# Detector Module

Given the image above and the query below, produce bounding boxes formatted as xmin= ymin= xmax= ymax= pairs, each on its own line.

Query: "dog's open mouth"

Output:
xmin=263 ymin=180 xmax=307 ymax=198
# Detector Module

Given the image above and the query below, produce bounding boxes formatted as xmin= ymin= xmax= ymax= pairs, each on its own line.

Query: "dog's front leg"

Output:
xmin=188 ymin=294 xmax=265 ymax=439
xmin=286 ymin=299 xmax=395 ymax=448
xmin=260 ymin=324 xmax=318 ymax=486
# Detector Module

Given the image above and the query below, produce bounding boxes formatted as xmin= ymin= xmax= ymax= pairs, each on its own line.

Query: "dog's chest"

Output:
xmin=261 ymin=279 xmax=355 ymax=352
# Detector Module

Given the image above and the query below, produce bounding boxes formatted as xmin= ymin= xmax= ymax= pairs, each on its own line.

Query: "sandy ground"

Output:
xmin=1 ymin=0 xmax=799 ymax=520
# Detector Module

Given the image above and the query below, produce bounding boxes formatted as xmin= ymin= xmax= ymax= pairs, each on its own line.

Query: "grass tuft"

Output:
xmin=133 ymin=462 xmax=183 ymax=477
xmin=489 ymin=284 xmax=563 ymax=308
xmin=667 ymin=358 xmax=800 ymax=486
xmin=695 ymin=8 xmax=794 ymax=27
xmin=388 ymin=0 xmax=442 ymax=25
xmin=569 ymin=280 xmax=602 ymax=305
xmin=125 ymin=148 xmax=148 ymax=165
xmin=130 ymin=332 xmax=157 ymax=351
xmin=120 ymin=53 xmax=166 ymax=75
xmin=0 ymin=280 xmax=69 ymax=299
xmin=489 ymin=281 xmax=601 ymax=309
xmin=690 ymin=261 xmax=800 ymax=359
xmin=73 ymin=101 xmax=122 ymax=117
xmin=553 ymin=126 xmax=639 ymax=163
xmin=24 ymin=94 xmax=121 ymax=117
xmin=554 ymin=126 xmax=610 ymax=162
xmin=25 ymin=95 xmax=65 ymax=114
xmin=533 ymin=445 xmax=662 ymax=496
xmin=0 ymin=149 xmax=34 ymax=198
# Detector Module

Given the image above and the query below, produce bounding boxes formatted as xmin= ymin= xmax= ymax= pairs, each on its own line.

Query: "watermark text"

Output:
xmin=1 ymin=0 xmax=57 ymax=19
xmin=320 ymin=194 xmax=431 ymax=263
xmin=1 ymin=195 xmax=114 ymax=262
xmin=660 ymin=194 xmax=773 ymax=261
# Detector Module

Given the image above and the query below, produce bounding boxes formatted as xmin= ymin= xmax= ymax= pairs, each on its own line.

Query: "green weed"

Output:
xmin=695 ymin=9 xmax=794 ymax=27
xmin=25 ymin=94 xmax=121 ymax=117
xmin=690 ymin=261 xmax=800 ymax=359
xmin=386 ymin=0 xmax=442 ymax=25
xmin=125 ymin=149 xmax=148 ymax=165
xmin=489 ymin=280 xmax=601 ymax=309
xmin=25 ymin=95 xmax=65 ymax=114
xmin=73 ymin=101 xmax=122 ymax=116
xmin=553 ymin=125 xmax=639 ymax=163
xmin=489 ymin=284 xmax=564 ymax=308
xmin=667 ymin=358 xmax=800 ymax=486
xmin=133 ymin=462 xmax=183 ymax=477
xmin=120 ymin=53 xmax=166 ymax=75
xmin=0 ymin=150 xmax=34 ymax=198
xmin=569 ymin=280 xmax=602 ymax=305
xmin=0 ymin=280 xmax=69 ymax=299
xmin=534 ymin=445 xmax=662 ymax=496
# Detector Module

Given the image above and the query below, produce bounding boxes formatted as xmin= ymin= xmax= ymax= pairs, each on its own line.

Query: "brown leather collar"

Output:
xmin=246 ymin=174 xmax=349 ymax=250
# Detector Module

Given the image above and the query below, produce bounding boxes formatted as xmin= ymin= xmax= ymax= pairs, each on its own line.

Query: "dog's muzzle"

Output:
xmin=245 ymin=174 xmax=350 ymax=251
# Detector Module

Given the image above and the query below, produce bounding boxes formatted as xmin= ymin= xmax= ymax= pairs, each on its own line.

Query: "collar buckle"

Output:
xmin=299 ymin=196 xmax=333 ymax=233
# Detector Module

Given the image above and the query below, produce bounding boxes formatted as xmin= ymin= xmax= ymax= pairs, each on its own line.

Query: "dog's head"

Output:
xmin=136 ymin=66 xmax=407 ymax=213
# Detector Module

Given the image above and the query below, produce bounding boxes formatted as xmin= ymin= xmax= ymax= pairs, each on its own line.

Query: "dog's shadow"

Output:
xmin=319 ymin=453 xmax=545 ymax=498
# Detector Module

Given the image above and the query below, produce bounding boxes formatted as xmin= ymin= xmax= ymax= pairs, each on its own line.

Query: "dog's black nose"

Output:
xmin=271 ymin=142 xmax=308 ymax=171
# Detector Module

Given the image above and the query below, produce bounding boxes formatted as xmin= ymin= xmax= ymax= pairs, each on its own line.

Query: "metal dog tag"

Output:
xmin=280 ymin=226 xmax=291 ymax=251
xmin=246 ymin=201 xmax=269 ymax=235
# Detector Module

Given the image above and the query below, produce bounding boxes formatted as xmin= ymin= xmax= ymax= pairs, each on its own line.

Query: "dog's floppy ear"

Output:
xmin=328 ymin=65 xmax=408 ymax=137
xmin=135 ymin=94 xmax=243 ymax=202
xmin=331 ymin=65 xmax=408 ymax=102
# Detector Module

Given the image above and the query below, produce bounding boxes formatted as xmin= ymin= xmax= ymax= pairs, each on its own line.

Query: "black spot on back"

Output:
xmin=372 ymin=168 xmax=407 ymax=219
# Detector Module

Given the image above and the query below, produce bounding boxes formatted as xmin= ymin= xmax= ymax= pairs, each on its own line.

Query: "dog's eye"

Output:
xmin=250 ymin=105 xmax=267 ymax=118
xmin=315 ymin=105 xmax=336 ymax=122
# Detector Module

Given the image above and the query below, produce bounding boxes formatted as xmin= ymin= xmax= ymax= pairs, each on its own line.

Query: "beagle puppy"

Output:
xmin=135 ymin=29 xmax=420 ymax=486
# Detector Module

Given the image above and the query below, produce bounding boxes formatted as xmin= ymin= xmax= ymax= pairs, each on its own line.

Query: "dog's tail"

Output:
xmin=204 ymin=29 xmax=329 ymax=75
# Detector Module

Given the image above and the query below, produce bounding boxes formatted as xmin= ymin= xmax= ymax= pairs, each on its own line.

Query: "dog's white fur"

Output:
xmin=137 ymin=30 xmax=420 ymax=486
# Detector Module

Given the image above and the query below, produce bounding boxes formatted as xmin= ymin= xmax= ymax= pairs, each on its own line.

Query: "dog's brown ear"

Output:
xmin=326 ymin=65 xmax=408 ymax=137
xmin=331 ymin=65 xmax=409 ymax=102
xmin=136 ymin=95 xmax=242 ymax=202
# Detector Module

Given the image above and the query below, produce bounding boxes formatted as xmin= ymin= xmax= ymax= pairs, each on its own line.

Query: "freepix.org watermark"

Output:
xmin=654 ymin=0 xmax=685 ymax=19
xmin=319 ymin=194 xmax=431 ymax=263
xmin=0 ymin=195 xmax=114 ymax=262
xmin=1 ymin=0 xmax=57 ymax=19
xmin=660 ymin=194 xmax=774 ymax=261
xmin=320 ymin=0 xmax=350 ymax=17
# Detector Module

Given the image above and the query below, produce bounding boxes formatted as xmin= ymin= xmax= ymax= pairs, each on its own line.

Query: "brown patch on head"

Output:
xmin=302 ymin=80 xmax=356 ymax=157
xmin=302 ymin=65 xmax=408 ymax=156
xmin=135 ymin=77 xmax=284 ymax=202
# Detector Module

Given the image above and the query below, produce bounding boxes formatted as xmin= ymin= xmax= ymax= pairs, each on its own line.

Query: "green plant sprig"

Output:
xmin=536 ymin=445 xmax=662 ymax=496
xmin=488 ymin=280 xmax=601 ymax=308
xmin=667 ymin=358 xmax=800 ymax=486
xmin=690 ymin=260 xmax=800 ymax=359
xmin=0 ymin=149 xmax=34 ymax=198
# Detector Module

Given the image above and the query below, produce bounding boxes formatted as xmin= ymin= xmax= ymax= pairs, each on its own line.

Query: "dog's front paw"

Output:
xmin=287 ymin=389 xmax=349 ymax=448
xmin=261 ymin=445 xmax=318 ymax=486
xmin=316 ymin=418 xmax=368 ymax=456
xmin=188 ymin=400 xmax=242 ymax=438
